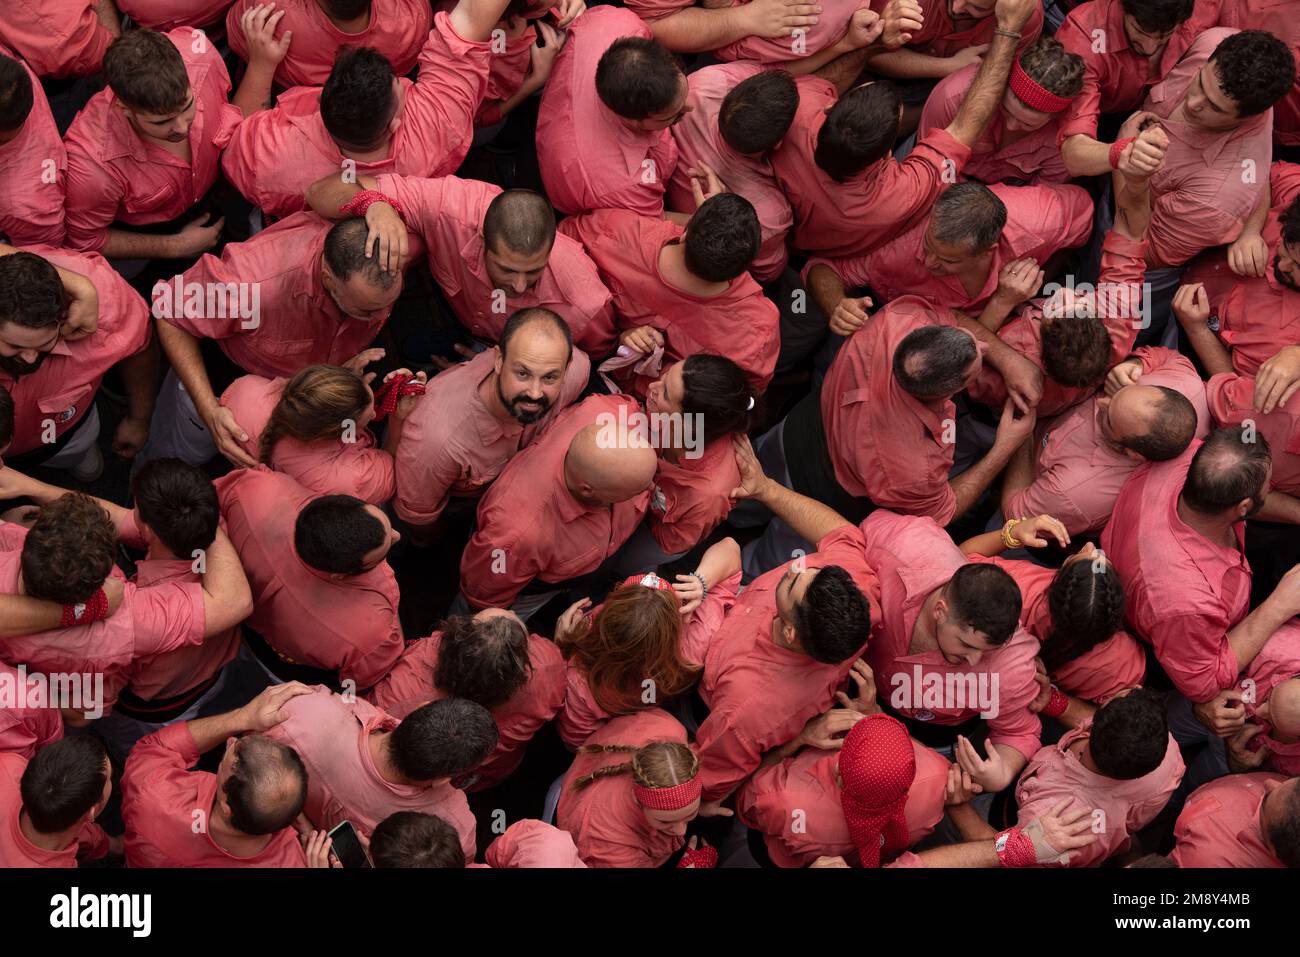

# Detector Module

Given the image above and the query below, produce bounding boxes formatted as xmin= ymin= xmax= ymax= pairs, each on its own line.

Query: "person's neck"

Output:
xmin=478 ymin=371 xmax=517 ymax=426
xmin=18 ymin=809 xmax=77 ymax=852
xmin=657 ymin=241 xmax=729 ymax=298
xmin=208 ymin=804 xmax=273 ymax=857
xmin=338 ymin=137 xmax=392 ymax=163
xmin=1068 ymin=736 xmax=1103 ymax=774
xmin=318 ymin=0 xmax=370 ymax=32
xmin=369 ymin=731 xmax=418 ymax=786
xmin=907 ymin=589 xmax=942 ymax=655
xmin=1176 ymin=495 xmax=1239 ymax=549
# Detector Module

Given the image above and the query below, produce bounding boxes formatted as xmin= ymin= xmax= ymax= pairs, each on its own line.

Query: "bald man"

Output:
xmin=459 ymin=393 xmax=657 ymax=618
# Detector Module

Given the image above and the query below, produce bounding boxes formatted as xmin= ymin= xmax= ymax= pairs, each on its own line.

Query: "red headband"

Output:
xmin=838 ymin=714 xmax=915 ymax=868
xmin=622 ymin=572 xmax=674 ymax=592
xmin=633 ymin=777 xmax=701 ymax=811
xmin=1008 ymin=58 xmax=1073 ymax=115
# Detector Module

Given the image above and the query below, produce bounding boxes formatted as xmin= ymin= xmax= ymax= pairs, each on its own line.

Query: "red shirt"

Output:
xmin=1100 ymin=441 xmax=1253 ymax=702
xmin=1004 ymin=346 xmax=1210 ymax=534
xmin=1207 ymin=372 xmax=1300 ymax=495
xmin=121 ymin=721 xmax=308 ymax=867
xmin=1217 ymin=0 xmax=1300 ymax=146
xmin=0 ymin=0 xmax=114 ymax=79
xmin=62 ymin=27 xmax=243 ymax=252
xmin=816 ymin=182 xmax=1094 ymax=313
xmin=0 ymin=246 xmax=150 ymax=455
xmin=366 ymin=632 xmax=566 ymax=790
xmin=560 ymin=209 xmax=778 ymax=397
xmin=221 ymin=13 xmax=492 ymax=219
xmin=266 ymin=686 xmax=477 ymax=858
xmin=484 ymin=819 xmax=587 ymax=868
xmin=1016 ymin=722 xmax=1184 ymax=867
xmin=116 ymin=0 xmax=234 ymax=29
xmin=215 ymin=467 xmax=404 ymax=691
xmin=647 ymin=438 xmax=741 ymax=556
xmin=968 ymin=555 xmax=1146 ymax=705
xmin=1243 ymin=621 xmax=1300 ymax=775
xmin=771 ymin=76 xmax=973 ymax=259
xmin=555 ymin=708 xmax=692 ymax=868
xmin=225 ymin=0 xmax=433 ymax=88
xmin=919 ymin=63 xmax=1072 ymax=186
xmin=821 ymin=296 xmax=964 ymax=524
xmin=1171 ymin=772 xmax=1285 ymax=867
xmin=715 ymin=0 xmax=864 ymax=63
xmin=377 ymin=173 xmax=616 ymax=355
xmin=695 ymin=525 xmax=882 ymax=801
xmin=0 ymin=661 xmax=63 ymax=761
xmin=0 ymin=45 xmax=65 ymax=247
xmin=1056 ymin=0 xmax=1220 ymax=142
xmin=460 ymin=394 xmax=652 ymax=609
xmin=868 ymin=0 xmax=1042 ymax=59
xmin=392 ymin=347 xmax=590 ymax=527
xmin=161 ymin=212 xmax=415 ymax=379
xmin=0 ymin=752 xmax=108 ymax=868
xmin=667 ymin=62 xmax=792 ymax=282
xmin=536 ymin=6 xmax=679 ymax=217
xmin=220 ymin=375 xmax=396 ymax=504
xmin=860 ymin=510 xmax=1043 ymax=760
xmin=736 ymin=739 xmax=948 ymax=868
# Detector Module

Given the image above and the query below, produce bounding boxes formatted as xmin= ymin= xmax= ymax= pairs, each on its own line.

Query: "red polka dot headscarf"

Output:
xmin=838 ymin=714 xmax=916 ymax=868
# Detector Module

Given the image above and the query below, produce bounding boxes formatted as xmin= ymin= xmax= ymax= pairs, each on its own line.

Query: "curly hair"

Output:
xmin=21 ymin=493 xmax=117 ymax=604
xmin=1210 ymin=30 xmax=1296 ymax=118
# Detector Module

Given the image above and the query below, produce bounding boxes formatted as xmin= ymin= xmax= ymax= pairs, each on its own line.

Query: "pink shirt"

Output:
xmin=919 ymin=63 xmax=1072 ymax=186
xmin=220 ymin=374 xmax=396 ymax=504
xmin=535 ymin=6 xmax=679 ymax=217
xmin=816 ymin=182 xmax=1094 ymax=312
xmin=1004 ymin=346 xmax=1211 ymax=534
xmin=555 ymin=708 xmax=691 ymax=868
xmin=0 ymin=246 xmax=150 ymax=455
xmin=0 ymin=661 xmax=64 ymax=760
xmin=1217 ymin=0 xmax=1300 ymax=146
xmin=376 ymin=173 xmax=615 ymax=354
xmin=968 ymin=555 xmax=1146 ymax=704
xmin=392 ymin=347 xmax=590 ymax=527
xmin=860 ymin=510 xmax=1043 ymax=760
xmin=557 ymin=569 xmax=742 ymax=750
xmin=1142 ymin=28 xmax=1274 ymax=268
xmin=714 ymin=0 xmax=862 ymax=63
xmin=1207 ymin=372 xmax=1300 ymax=496
xmin=215 ymin=467 xmax=404 ymax=691
xmin=560 ymin=209 xmax=779 ymax=396
xmin=736 ymin=739 xmax=949 ymax=868
xmin=221 ymin=13 xmax=492 ymax=219
xmin=116 ymin=0 xmax=234 ymax=29
xmin=0 ymin=525 xmax=206 ymax=717
xmin=1015 ymin=722 xmax=1184 ymax=867
xmin=0 ymin=0 xmax=114 ymax=79
xmin=162 ymin=212 xmax=416 ymax=378
xmin=1056 ymin=0 xmax=1219 ymax=142
xmin=966 ymin=230 xmax=1148 ymax=420
xmin=122 ymin=721 xmax=308 ymax=867
xmin=225 ymin=0 xmax=433 ymax=88
xmin=0 ymin=46 xmax=65 ymax=247
xmin=667 ymin=61 xmax=792 ymax=282
xmin=1170 ymin=771 xmax=1285 ymax=867
xmin=821 ymin=296 xmax=963 ymax=524
xmin=62 ymin=28 xmax=244 ymax=252
xmin=772 ymin=76 xmax=973 ymax=259
xmin=366 ymin=631 xmax=567 ymax=790
xmin=460 ymin=394 xmax=651 ymax=609
xmin=868 ymin=0 xmax=1042 ymax=59
xmin=647 ymin=438 xmax=741 ymax=556
xmin=1101 ymin=441 xmax=1253 ymax=702
xmin=695 ymin=525 xmax=882 ymax=801
xmin=266 ymin=686 xmax=477 ymax=858
xmin=1243 ymin=621 xmax=1300 ymax=775
xmin=0 ymin=752 xmax=108 ymax=868
xmin=484 ymin=819 xmax=587 ymax=868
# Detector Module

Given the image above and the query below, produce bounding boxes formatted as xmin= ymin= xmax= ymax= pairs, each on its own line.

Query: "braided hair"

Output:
xmin=569 ymin=741 xmax=698 ymax=793
xmin=1041 ymin=556 xmax=1126 ymax=672
xmin=1018 ymin=37 xmax=1085 ymax=100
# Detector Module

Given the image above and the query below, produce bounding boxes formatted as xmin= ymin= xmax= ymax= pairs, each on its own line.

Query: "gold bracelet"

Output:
xmin=1002 ymin=517 xmax=1024 ymax=549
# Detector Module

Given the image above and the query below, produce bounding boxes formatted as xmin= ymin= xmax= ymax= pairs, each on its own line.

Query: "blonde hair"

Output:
xmin=569 ymin=740 xmax=698 ymax=793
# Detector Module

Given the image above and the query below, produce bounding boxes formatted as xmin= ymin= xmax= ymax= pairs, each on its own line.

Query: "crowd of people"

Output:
xmin=0 ymin=0 xmax=1298 ymax=870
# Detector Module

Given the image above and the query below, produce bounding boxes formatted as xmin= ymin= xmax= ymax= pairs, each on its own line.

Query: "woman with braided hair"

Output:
xmin=556 ymin=709 xmax=722 ymax=868
xmin=961 ymin=515 xmax=1146 ymax=726
xmin=218 ymin=359 xmax=424 ymax=504
xmin=917 ymin=36 xmax=1086 ymax=185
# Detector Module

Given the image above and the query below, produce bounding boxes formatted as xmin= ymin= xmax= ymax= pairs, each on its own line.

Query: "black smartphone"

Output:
xmin=328 ymin=820 xmax=372 ymax=869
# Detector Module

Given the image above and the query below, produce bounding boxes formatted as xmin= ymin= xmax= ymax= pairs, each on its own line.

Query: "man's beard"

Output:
xmin=0 ymin=351 xmax=48 ymax=377
xmin=497 ymin=380 xmax=550 ymax=424
xmin=1274 ymin=255 xmax=1300 ymax=293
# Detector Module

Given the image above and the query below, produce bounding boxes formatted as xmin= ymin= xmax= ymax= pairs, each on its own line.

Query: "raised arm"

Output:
xmin=728 ymin=434 xmax=852 ymax=546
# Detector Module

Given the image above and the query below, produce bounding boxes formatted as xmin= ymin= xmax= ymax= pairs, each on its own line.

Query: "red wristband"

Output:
xmin=994 ymin=827 xmax=1037 ymax=868
xmin=1041 ymin=684 xmax=1069 ymax=718
xmin=60 ymin=587 xmax=109 ymax=628
xmin=1109 ymin=137 xmax=1135 ymax=170
xmin=339 ymin=189 xmax=406 ymax=221
xmin=676 ymin=845 xmax=719 ymax=869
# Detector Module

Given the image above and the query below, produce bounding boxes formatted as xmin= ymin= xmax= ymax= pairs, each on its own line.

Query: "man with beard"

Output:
xmin=0 ymin=249 xmax=151 ymax=478
xmin=393 ymin=308 xmax=591 ymax=541
xmin=149 ymin=214 xmax=418 ymax=468
xmin=306 ymin=172 xmax=616 ymax=356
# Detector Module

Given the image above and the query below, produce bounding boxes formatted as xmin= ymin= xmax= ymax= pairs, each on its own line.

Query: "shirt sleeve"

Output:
xmin=694 ymin=707 xmax=763 ymax=802
xmin=337 ymin=448 xmax=397 ymax=505
xmin=985 ymin=642 xmax=1043 ymax=761
xmin=1148 ymin=611 xmax=1240 ymax=703
xmin=893 ymin=127 xmax=974 ymax=217
xmin=61 ymin=142 xmax=123 ymax=252
xmin=680 ymin=570 xmax=742 ymax=668
xmin=399 ymin=12 xmax=494 ymax=173
xmin=122 ymin=721 xmax=201 ymax=808
xmin=128 ymin=581 xmax=207 ymax=658
xmin=459 ymin=519 xmax=535 ymax=610
xmin=1002 ymin=460 xmax=1100 ymax=537
xmin=341 ymin=606 xmax=405 ymax=693
xmin=1147 ymin=173 xmax=1266 ymax=268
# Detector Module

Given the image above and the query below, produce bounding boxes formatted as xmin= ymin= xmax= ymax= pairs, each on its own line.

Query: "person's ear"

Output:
xmin=578 ymin=481 xmax=596 ymax=500
xmin=1236 ymin=498 xmax=1254 ymax=520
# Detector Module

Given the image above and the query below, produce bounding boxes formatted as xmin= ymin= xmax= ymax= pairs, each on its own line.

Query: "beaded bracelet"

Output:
xmin=60 ymin=587 xmax=109 ymax=628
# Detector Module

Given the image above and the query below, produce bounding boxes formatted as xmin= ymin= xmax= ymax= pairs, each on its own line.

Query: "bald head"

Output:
xmin=1182 ymin=426 xmax=1272 ymax=517
xmin=483 ymin=190 xmax=556 ymax=258
xmin=565 ymin=419 xmax=657 ymax=505
xmin=222 ymin=735 xmax=308 ymax=836
xmin=1111 ymin=385 xmax=1197 ymax=462
xmin=1270 ymin=678 xmax=1300 ymax=738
